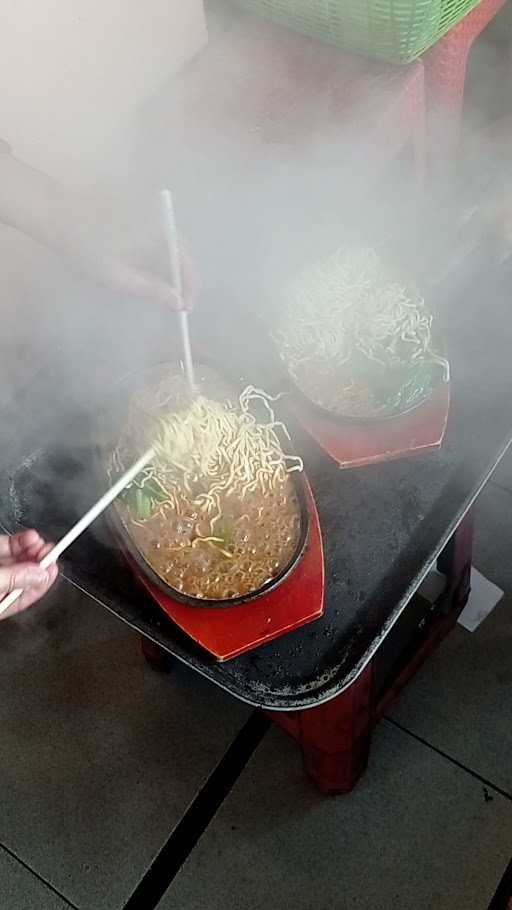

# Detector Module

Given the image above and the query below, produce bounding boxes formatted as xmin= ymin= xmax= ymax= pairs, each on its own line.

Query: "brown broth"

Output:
xmin=117 ymin=476 xmax=301 ymax=600
xmin=293 ymin=361 xmax=381 ymax=418
xmin=112 ymin=365 xmax=303 ymax=601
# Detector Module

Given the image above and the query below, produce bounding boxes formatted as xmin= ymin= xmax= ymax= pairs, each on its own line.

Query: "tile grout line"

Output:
xmin=122 ymin=710 xmax=270 ymax=910
xmin=0 ymin=841 xmax=79 ymax=909
xmin=384 ymin=717 xmax=512 ymax=801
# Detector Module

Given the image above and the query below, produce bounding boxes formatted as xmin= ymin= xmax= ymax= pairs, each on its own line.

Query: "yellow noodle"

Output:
xmin=274 ymin=246 xmax=446 ymax=380
xmin=108 ymin=375 xmax=304 ymax=598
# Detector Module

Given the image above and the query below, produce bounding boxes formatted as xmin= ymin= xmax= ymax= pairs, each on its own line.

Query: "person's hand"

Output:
xmin=0 ymin=530 xmax=58 ymax=620
xmin=57 ymin=195 xmax=199 ymax=311
xmin=93 ymin=239 xmax=199 ymax=312
xmin=0 ymin=154 xmax=200 ymax=309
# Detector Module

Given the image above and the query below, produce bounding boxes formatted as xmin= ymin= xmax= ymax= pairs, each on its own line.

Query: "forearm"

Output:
xmin=0 ymin=151 xmax=79 ymax=253
xmin=0 ymin=149 xmax=191 ymax=308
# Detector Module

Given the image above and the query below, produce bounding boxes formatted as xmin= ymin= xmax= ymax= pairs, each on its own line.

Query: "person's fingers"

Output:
xmin=37 ymin=542 xmax=55 ymax=562
xmin=0 ymin=529 xmax=42 ymax=561
xmin=0 ymin=541 xmax=46 ymax=566
xmin=17 ymin=539 xmax=50 ymax=564
xmin=101 ymin=241 xmax=198 ymax=311
xmin=0 ymin=532 xmax=53 ymax=567
xmin=0 ymin=537 xmax=11 ymax=562
xmin=19 ymin=564 xmax=59 ymax=609
xmin=102 ymin=262 xmax=182 ymax=310
xmin=0 ymin=564 xmax=58 ymax=619
xmin=0 ymin=562 xmax=52 ymax=596
xmin=22 ymin=539 xmax=54 ymax=565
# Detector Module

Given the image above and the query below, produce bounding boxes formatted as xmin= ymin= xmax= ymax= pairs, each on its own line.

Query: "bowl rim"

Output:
xmin=269 ymin=318 xmax=449 ymax=425
xmin=286 ymin=356 xmax=450 ymax=425
xmin=96 ymin=360 xmax=310 ymax=609
xmin=267 ymin=248 xmax=450 ymax=424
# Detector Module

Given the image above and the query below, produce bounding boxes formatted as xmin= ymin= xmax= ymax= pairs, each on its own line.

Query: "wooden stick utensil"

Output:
xmin=161 ymin=189 xmax=196 ymax=393
xmin=0 ymin=447 xmax=155 ymax=616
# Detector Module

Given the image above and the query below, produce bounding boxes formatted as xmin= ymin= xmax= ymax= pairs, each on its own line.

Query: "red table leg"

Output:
xmin=269 ymin=510 xmax=474 ymax=795
xmin=423 ymin=0 xmax=507 ymax=171
xmin=138 ymin=513 xmax=473 ymax=797
xmin=437 ymin=510 xmax=474 ymax=612
xmin=377 ymin=511 xmax=473 ymax=718
xmin=269 ymin=663 xmax=374 ymax=795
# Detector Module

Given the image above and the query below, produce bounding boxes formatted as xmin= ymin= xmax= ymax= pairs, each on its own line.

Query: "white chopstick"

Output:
xmin=0 ymin=446 xmax=155 ymax=616
xmin=160 ymin=189 xmax=196 ymax=393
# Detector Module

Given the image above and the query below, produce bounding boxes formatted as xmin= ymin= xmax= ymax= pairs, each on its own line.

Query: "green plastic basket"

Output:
xmin=232 ymin=0 xmax=482 ymax=63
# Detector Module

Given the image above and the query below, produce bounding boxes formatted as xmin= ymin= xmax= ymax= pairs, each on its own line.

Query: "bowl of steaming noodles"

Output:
xmin=103 ymin=363 xmax=309 ymax=606
xmin=272 ymin=246 xmax=450 ymax=422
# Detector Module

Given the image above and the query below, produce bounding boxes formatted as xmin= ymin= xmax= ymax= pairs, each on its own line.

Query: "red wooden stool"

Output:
xmin=423 ymin=0 xmax=507 ymax=170
xmin=142 ymin=511 xmax=473 ymax=794
xmin=268 ymin=512 xmax=474 ymax=794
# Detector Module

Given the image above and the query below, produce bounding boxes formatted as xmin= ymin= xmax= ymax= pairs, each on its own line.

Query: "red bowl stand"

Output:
xmin=133 ymin=475 xmax=324 ymax=661
xmin=287 ymin=383 xmax=450 ymax=469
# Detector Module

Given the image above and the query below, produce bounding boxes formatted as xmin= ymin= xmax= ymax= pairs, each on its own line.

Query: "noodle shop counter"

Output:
xmin=1 ymin=263 xmax=512 ymax=793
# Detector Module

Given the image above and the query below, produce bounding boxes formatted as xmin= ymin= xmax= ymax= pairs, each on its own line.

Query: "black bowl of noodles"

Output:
xmin=270 ymin=246 xmax=450 ymax=424
xmin=97 ymin=361 xmax=310 ymax=608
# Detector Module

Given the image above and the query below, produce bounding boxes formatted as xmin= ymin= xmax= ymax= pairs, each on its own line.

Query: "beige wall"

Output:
xmin=0 ymin=0 xmax=207 ymax=185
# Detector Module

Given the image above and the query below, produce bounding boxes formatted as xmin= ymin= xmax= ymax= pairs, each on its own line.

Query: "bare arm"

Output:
xmin=0 ymin=150 xmax=86 ymax=249
xmin=0 ymin=150 xmax=197 ymax=308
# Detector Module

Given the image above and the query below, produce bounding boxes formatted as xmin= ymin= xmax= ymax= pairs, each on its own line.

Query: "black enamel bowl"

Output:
xmin=96 ymin=361 xmax=310 ymax=609
xmin=268 ymin=321 xmax=449 ymax=426
xmin=284 ymin=354 xmax=449 ymax=426
xmin=266 ymin=246 xmax=450 ymax=425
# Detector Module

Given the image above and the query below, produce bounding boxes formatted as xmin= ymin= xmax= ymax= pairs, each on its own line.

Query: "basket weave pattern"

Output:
xmin=233 ymin=0 xmax=483 ymax=62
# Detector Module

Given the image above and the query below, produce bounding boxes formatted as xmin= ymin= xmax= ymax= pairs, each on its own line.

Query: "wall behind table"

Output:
xmin=0 ymin=0 xmax=208 ymax=186
xmin=0 ymin=2 xmax=208 ymax=405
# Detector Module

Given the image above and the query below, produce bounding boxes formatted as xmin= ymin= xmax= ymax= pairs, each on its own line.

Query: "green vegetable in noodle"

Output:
xmin=135 ymin=488 xmax=152 ymax=521
xmin=379 ymin=364 xmax=436 ymax=413
xmin=120 ymin=473 xmax=170 ymax=521
xmin=214 ymin=519 xmax=235 ymax=554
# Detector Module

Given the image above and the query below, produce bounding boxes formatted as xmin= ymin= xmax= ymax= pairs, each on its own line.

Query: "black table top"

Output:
xmin=1 ymin=264 xmax=511 ymax=710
